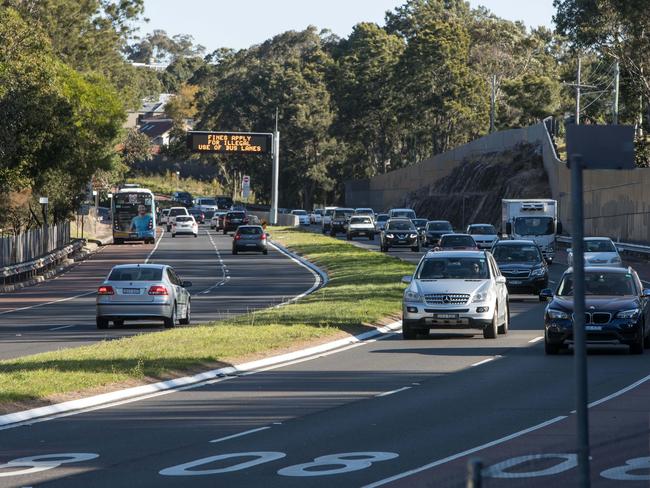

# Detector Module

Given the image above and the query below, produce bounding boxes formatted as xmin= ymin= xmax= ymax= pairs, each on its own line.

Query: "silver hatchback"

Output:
xmin=96 ymin=264 xmax=192 ymax=329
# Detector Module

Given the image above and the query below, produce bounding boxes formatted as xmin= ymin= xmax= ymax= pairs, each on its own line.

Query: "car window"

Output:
xmin=412 ymin=219 xmax=428 ymax=227
xmin=427 ymin=222 xmax=453 ymax=231
xmin=386 ymin=221 xmax=415 ymax=231
xmin=162 ymin=209 xmax=170 ymax=215
xmin=176 ymin=216 xmax=193 ymax=222
xmin=292 ymin=210 xmax=307 ymax=215
xmin=228 ymin=212 xmax=246 ymax=218
xmin=169 ymin=208 xmax=188 ymax=216
xmin=585 ymin=240 xmax=616 ymax=253
xmin=166 ymin=268 xmax=181 ymax=285
xmin=469 ymin=225 xmax=497 ymax=235
xmin=238 ymin=227 xmax=262 ymax=235
xmin=376 ymin=215 xmax=389 ymax=222
xmin=441 ymin=235 xmax=476 ymax=247
xmin=558 ymin=271 xmax=637 ymax=296
xmin=417 ymin=257 xmax=489 ymax=280
xmin=108 ymin=267 xmax=162 ymax=281
xmin=493 ymin=245 xmax=542 ymax=263
xmin=198 ymin=198 xmax=216 ymax=205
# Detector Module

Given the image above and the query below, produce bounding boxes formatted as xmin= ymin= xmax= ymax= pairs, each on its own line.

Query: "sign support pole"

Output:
xmin=271 ymin=131 xmax=280 ymax=225
xmin=570 ymin=154 xmax=590 ymax=487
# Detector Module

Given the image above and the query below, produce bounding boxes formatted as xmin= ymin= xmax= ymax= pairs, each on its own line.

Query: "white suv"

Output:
xmin=166 ymin=207 xmax=189 ymax=232
xmin=401 ymin=250 xmax=509 ymax=339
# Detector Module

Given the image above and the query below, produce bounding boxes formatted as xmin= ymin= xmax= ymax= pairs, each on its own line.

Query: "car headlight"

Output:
xmin=409 ymin=234 xmax=418 ymax=238
xmin=616 ymin=308 xmax=640 ymax=319
xmin=404 ymin=290 xmax=423 ymax=303
xmin=530 ymin=268 xmax=546 ymax=278
xmin=471 ymin=291 xmax=489 ymax=303
xmin=547 ymin=309 xmax=569 ymax=320
xmin=386 ymin=233 xmax=394 ymax=238
xmin=611 ymin=256 xmax=622 ymax=264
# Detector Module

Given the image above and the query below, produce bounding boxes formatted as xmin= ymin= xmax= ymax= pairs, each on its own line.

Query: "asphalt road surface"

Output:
xmin=2 ymin=226 xmax=650 ymax=487
xmin=0 ymin=225 xmax=316 ymax=360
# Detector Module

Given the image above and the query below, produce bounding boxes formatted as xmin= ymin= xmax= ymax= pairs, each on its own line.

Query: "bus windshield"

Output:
xmin=113 ymin=191 xmax=156 ymax=241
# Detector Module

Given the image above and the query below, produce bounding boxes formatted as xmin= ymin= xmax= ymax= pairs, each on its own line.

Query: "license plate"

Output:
xmin=509 ymin=280 xmax=523 ymax=285
xmin=122 ymin=288 xmax=141 ymax=295
xmin=129 ymin=233 xmax=138 ymax=238
xmin=585 ymin=325 xmax=602 ymax=331
xmin=437 ymin=313 xmax=459 ymax=319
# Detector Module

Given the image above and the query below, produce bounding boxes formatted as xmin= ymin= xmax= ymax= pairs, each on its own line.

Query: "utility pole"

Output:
xmin=613 ymin=60 xmax=620 ymax=124
xmin=490 ymin=74 xmax=496 ymax=133
xmin=576 ymin=57 xmax=582 ymax=125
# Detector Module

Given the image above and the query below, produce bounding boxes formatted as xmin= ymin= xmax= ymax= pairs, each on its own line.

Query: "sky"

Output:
xmin=137 ymin=0 xmax=556 ymax=53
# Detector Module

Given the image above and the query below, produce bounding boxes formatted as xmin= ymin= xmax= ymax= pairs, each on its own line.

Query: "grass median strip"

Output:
xmin=0 ymin=227 xmax=415 ymax=412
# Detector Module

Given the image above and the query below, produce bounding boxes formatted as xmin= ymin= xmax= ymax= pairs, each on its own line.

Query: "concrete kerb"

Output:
xmin=0 ymin=242 xmax=400 ymax=429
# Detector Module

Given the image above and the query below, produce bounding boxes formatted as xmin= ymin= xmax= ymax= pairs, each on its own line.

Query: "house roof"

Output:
xmin=139 ymin=119 xmax=173 ymax=139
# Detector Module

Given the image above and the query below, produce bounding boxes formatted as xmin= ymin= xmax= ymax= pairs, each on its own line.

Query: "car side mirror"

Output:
xmin=539 ymin=288 xmax=553 ymax=301
xmin=643 ymin=289 xmax=650 ymax=298
xmin=401 ymin=275 xmax=413 ymax=284
xmin=182 ymin=281 xmax=193 ymax=288
xmin=496 ymin=276 xmax=506 ymax=284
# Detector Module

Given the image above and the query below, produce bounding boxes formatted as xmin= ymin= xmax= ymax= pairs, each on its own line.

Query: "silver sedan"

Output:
xmin=96 ymin=264 xmax=192 ymax=329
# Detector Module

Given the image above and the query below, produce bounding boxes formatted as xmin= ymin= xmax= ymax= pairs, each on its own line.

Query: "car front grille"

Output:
xmin=572 ymin=312 xmax=612 ymax=324
xmin=424 ymin=294 xmax=470 ymax=305
xmin=502 ymin=270 xmax=531 ymax=278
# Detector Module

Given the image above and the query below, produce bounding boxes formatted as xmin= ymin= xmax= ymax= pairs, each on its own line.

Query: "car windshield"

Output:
xmin=469 ymin=225 xmax=496 ymax=235
xmin=441 ymin=235 xmax=476 ymax=247
xmin=557 ymin=271 xmax=637 ymax=296
xmin=427 ymin=222 xmax=453 ymax=231
xmin=334 ymin=209 xmax=353 ymax=218
xmin=108 ymin=267 xmax=163 ymax=281
xmin=169 ymin=208 xmax=188 ymax=216
xmin=292 ymin=210 xmax=307 ymax=215
xmin=418 ymin=257 xmax=489 ymax=280
xmin=198 ymin=198 xmax=216 ymax=205
xmin=162 ymin=209 xmax=170 ymax=215
xmin=238 ymin=227 xmax=262 ymax=235
xmin=229 ymin=212 xmax=245 ymax=218
xmin=387 ymin=221 xmax=415 ymax=231
xmin=176 ymin=192 xmax=191 ymax=198
xmin=493 ymin=245 xmax=542 ymax=263
xmin=391 ymin=210 xmax=415 ymax=219
xmin=176 ymin=216 xmax=193 ymax=222
xmin=412 ymin=219 xmax=428 ymax=227
xmin=355 ymin=209 xmax=373 ymax=214
xmin=514 ymin=217 xmax=554 ymax=236
xmin=350 ymin=217 xmax=372 ymax=224
xmin=585 ymin=239 xmax=617 ymax=253
xmin=376 ymin=215 xmax=389 ymax=222
xmin=204 ymin=211 xmax=215 ymax=218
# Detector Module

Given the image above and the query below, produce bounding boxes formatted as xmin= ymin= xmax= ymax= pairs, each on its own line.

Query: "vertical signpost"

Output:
xmin=566 ymin=124 xmax=635 ymax=488
xmin=242 ymin=175 xmax=251 ymax=202
xmin=187 ymin=130 xmax=278 ymax=223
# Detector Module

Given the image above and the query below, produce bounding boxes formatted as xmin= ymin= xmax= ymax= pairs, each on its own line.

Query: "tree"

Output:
xmin=121 ymin=129 xmax=153 ymax=168
xmin=127 ymin=29 xmax=205 ymax=64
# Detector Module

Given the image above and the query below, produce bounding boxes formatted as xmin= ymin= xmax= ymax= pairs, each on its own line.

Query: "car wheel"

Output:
xmin=369 ymin=235 xmax=374 ymax=241
xmin=194 ymin=233 xmax=198 ymax=238
xmin=630 ymin=324 xmax=645 ymax=354
xmin=179 ymin=300 xmax=191 ymax=325
xmin=644 ymin=323 xmax=650 ymax=348
xmin=223 ymin=229 xmax=227 ymax=235
xmin=172 ymin=233 xmax=176 ymax=238
xmin=263 ymin=249 xmax=268 ymax=255
xmin=411 ymin=245 xmax=420 ymax=252
xmin=498 ymin=303 xmax=509 ymax=335
xmin=232 ymin=248 xmax=238 ymax=255
xmin=164 ymin=304 xmax=176 ymax=328
xmin=114 ymin=238 xmax=123 ymax=245
xmin=113 ymin=319 xmax=124 ymax=327
xmin=545 ymin=338 xmax=561 ymax=355
xmin=96 ymin=317 xmax=109 ymax=329
xmin=483 ymin=309 xmax=498 ymax=339
xmin=166 ymin=225 xmax=171 ymax=232
xmin=210 ymin=226 xmax=215 ymax=230
xmin=346 ymin=234 xmax=352 ymax=240
xmin=402 ymin=322 xmax=417 ymax=340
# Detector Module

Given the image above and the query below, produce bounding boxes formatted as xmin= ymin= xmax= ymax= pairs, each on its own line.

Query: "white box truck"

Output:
xmin=501 ymin=199 xmax=562 ymax=263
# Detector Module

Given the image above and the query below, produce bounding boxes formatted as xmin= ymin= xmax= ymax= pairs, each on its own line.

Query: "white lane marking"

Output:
xmin=376 ymin=386 xmax=411 ymax=397
xmin=48 ymin=325 xmax=75 ymax=331
xmin=0 ymin=291 xmax=95 ymax=317
xmin=209 ymin=426 xmax=271 ymax=443
xmin=198 ymin=230 xmax=229 ymax=295
xmin=144 ymin=228 xmax=165 ymax=264
xmin=471 ymin=357 xmax=497 ymax=367
xmin=268 ymin=241 xmax=326 ymax=308
xmin=588 ymin=372 xmax=650 ymax=408
xmin=0 ymin=321 xmax=402 ymax=430
xmin=362 ymin=416 xmax=568 ymax=487
xmin=528 ymin=336 xmax=544 ymax=344
xmin=642 ymin=280 xmax=650 ymax=286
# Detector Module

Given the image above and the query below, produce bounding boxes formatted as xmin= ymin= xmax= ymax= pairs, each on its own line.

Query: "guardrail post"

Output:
xmin=466 ymin=458 xmax=482 ymax=488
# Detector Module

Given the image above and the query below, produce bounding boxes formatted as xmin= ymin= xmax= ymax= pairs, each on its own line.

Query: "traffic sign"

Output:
xmin=242 ymin=175 xmax=251 ymax=200
xmin=187 ymin=132 xmax=273 ymax=154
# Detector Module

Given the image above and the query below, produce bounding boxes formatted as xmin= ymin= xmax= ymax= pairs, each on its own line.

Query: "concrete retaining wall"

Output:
xmin=345 ymin=120 xmax=650 ymax=244
xmin=248 ymin=211 xmax=299 ymax=227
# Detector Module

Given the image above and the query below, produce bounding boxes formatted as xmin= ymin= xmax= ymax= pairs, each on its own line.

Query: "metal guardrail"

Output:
xmin=557 ymin=235 xmax=650 ymax=255
xmin=0 ymin=239 xmax=85 ymax=286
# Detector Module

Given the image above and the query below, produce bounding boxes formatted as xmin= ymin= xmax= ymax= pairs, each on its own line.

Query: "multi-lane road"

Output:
xmin=1 ymin=225 xmax=650 ymax=487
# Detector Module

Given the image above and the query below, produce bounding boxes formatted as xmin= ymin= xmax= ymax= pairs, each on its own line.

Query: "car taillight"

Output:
xmin=98 ymin=285 xmax=114 ymax=295
xmin=260 ymin=233 xmax=266 ymax=240
xmin=148 ymin=285 xmax=168 ymax=295
xmin=235 ymin=234 xmax=241 ymax=240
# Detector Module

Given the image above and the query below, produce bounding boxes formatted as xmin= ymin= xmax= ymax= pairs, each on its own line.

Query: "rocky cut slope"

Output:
xmin=404 ymin=143 xmax=551 ymax=229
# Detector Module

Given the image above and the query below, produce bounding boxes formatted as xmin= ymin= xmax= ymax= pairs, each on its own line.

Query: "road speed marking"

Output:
xmin=483 ymin=453 xmax=577 ymax=478
xmin=601 ymin=457 xmax=650 ymax=480
xmin=277 ymin=452 xmax=398 ymax=477
xmin=0 ymin=453 xmax=98 ymax=477
xmin=159 ymin=452 xmax=286 ymax=476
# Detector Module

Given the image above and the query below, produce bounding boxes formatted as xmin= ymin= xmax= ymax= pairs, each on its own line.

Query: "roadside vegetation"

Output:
xmin=0 ymin=229 xmax=413 ymax=412
xmin=126 ymin=174 xmax=227 ymax=198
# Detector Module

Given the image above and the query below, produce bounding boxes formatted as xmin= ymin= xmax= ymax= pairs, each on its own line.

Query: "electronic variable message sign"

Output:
xmin=187 ymin=131 xmax=273 ymax=154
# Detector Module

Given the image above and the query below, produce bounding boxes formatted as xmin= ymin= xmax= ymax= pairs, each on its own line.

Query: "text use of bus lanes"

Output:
xmin=188 ymin=132 xmax=272 ymax=154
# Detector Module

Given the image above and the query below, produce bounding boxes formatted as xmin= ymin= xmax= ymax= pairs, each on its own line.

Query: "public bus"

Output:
xmin=112 ymin=187 xmax=156 ymax=244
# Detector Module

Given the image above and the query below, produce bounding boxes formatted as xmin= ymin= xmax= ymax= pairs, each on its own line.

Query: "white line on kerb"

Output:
xmin=376 ymin=386 xmax=411 ymax=397
xmin=471 ymin=356 xmax=499 ymax=367
xmin=528 ymin=336 xmax=544 ymax=344
xmin=48 ymin=325 xmax=75 ymax=331
xmin=209 ymin=426 xmax=271 ymax=443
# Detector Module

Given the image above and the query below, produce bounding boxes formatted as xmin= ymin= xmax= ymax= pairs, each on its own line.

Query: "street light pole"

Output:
xmin=270 ymin=108 xmax=280 ymax=225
